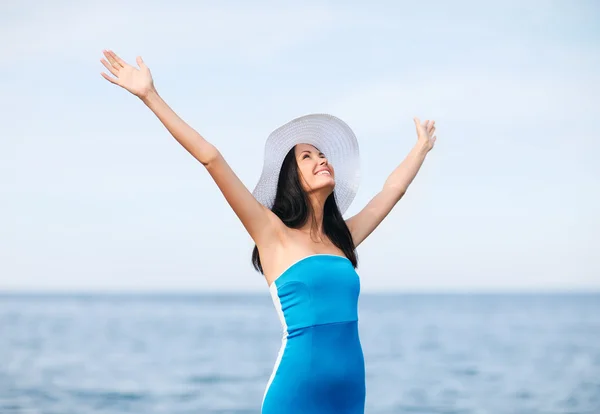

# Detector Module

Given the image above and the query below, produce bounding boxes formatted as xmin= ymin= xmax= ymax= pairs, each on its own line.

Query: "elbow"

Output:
xmin=383 ymin=185 xmax=406 ymax=202
xmin=393 ymin=190 xmax=406 ymax=203
xmin=198 ymin=144 xmax=221 ymax=167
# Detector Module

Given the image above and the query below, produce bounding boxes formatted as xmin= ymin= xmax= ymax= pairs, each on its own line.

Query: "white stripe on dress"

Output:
xmin=262 ymin=282 xmax=289 ymax=409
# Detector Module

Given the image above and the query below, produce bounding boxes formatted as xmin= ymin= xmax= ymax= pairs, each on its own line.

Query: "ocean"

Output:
xmin=1 ymin=293 xmax=599 ymax=414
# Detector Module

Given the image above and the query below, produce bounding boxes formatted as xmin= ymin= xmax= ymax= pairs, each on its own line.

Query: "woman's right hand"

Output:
xmin=100 ymin=50 xmax=154 ymax=99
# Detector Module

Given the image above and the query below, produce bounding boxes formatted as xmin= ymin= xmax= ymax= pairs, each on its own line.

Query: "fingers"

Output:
xmin=100 ymin=58 xmax=119 ymax=77
xmin=136 ymin=56 xmax=146 ymax=69
xmin=426 ymin=120 xmax=436 ymax=135
xmin=106 ymin=50 xmax=125 ymax=68
xmin=110 ymin=51 xmax=126 ymax=67
xmin=414 ymin=117 xmax=421 ymax=129
xmin=102 ymin=50 xmax=124 ymax=72
xmin=100 ymin=71 xmax=119 ymax=85
xmin=414 ymin=117 xmax=436 ymax=131
xmin=103 ymin=51 xmax=116 ymax=67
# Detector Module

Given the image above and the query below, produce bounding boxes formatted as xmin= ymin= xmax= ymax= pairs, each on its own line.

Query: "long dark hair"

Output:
xmin=251 ymin=146 xmax=358 ymax=274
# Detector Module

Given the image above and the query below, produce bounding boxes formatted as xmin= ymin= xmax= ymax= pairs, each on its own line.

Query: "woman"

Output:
xmin=100 ymin=50 xmax=436 ymax=413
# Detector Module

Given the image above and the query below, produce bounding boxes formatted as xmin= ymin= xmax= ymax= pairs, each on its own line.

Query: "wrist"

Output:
xmin=414 ymin=141 xmax=431 ymax=156
xmin=139 ymin=86 xmax=159 ymax=105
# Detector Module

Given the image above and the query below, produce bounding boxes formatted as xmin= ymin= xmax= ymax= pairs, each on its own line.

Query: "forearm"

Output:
xmin=383 ymin=142 xmax=429 ymax=196
xmin=141 ymin=89 xmax=218 ymax=166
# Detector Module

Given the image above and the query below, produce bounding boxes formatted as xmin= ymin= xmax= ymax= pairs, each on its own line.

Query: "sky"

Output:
xmin=1 ymin=0 xmax=599 ymax=292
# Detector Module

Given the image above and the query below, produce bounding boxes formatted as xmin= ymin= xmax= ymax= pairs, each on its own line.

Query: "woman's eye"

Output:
xmin=303 ymin=154 xmax=310 ymax=159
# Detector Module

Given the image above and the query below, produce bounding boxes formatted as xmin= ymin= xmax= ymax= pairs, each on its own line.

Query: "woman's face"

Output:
xmin=294 ymin=143 xmax=335 ymax=194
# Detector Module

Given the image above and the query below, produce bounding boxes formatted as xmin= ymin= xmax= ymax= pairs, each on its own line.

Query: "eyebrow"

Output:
xmin=299 ymin=150 xmax=323 ymax=155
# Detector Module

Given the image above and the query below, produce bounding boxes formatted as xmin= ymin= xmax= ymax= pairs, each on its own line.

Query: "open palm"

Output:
xmin=413 ymin=117 xmax=437 ymax=151
xmin=100 ymin=50 xmax=154 ymax=98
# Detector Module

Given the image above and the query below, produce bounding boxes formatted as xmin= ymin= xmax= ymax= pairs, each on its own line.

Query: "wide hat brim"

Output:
xmin=252 ymin=113 xmax=360 ymax=215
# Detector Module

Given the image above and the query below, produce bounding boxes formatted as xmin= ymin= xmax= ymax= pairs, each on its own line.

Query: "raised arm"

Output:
xmin=346 ymin=118 xmax=437 ymax=247
xmin=100 ymin=50 xmax=281 ymax=246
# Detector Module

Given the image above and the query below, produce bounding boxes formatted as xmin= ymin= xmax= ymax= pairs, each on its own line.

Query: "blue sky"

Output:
xmin=1 ymin=0 xmax=599 ymax=292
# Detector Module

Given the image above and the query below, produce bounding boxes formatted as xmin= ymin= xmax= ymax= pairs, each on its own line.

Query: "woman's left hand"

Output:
xmin=413 ymin=117 xmax=437 ymax=152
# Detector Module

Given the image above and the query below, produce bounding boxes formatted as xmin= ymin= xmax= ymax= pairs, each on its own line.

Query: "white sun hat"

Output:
xmin=252 ymin=113 xmax=360 ymax=215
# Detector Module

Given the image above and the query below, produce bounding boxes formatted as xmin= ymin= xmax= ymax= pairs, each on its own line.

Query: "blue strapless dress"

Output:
xmin=262 ymin=254 xmax=365 ymax=414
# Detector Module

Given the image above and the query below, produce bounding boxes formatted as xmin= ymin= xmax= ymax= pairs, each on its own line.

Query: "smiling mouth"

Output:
xmin=316 ymin=170 xmax=331 ymax=176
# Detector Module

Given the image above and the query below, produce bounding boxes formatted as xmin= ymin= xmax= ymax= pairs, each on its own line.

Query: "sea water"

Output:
xmin=1 ymin=293 xmax=599 ymax=414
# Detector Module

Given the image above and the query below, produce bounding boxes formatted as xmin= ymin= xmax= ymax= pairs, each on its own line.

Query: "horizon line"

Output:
xmin=1 ymin=289 xmax=599 ymax=296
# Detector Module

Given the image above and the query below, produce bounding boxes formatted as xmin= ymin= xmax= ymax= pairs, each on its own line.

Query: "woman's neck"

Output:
xmin=298 ymin=200 xmax=326 ymax=240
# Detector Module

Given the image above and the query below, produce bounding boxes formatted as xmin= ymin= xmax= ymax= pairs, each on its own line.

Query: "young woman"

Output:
xmin=100 ymin=50 xmax=436 ymax=413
